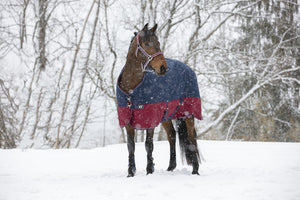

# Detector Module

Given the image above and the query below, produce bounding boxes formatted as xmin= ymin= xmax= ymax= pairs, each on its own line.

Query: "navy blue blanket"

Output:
xmin=117 ymin=58 xmax=202 ymax=129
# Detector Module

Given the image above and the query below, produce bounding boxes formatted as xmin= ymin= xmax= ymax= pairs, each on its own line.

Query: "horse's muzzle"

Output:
xmin=160 ymin=65 xmax=167 ymax=75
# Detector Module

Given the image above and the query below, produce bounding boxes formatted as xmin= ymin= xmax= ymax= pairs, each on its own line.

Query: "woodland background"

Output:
xmin=0 ymin=0 xmax=299 ymax=149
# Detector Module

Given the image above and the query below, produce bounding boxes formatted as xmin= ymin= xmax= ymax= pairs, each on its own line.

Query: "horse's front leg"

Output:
xmin=126 ymin=125 xmax=136 ymax=177
xmin=162 ymin=120 xmax=177 ymax=171
xmin=145 ymin=129 xmax=154 ymax=175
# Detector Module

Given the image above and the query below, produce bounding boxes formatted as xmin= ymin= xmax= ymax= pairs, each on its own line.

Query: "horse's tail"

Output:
xmin=176 ymin=118 xmax=201 ymax=165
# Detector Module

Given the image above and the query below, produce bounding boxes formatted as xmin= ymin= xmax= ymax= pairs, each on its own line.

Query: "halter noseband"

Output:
xmin=135 ymin=32 xmax=163 ymax=72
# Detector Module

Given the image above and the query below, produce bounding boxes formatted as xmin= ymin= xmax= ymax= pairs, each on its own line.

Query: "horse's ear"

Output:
xmin=150 ymin=24 xmax=157 ymax=33
xmin=141 ymin=23 xmax=149 ymax=31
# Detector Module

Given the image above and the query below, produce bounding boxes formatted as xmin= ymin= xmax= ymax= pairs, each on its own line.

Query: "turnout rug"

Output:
xmin=116 ymin=58 xmax=202 ymax=129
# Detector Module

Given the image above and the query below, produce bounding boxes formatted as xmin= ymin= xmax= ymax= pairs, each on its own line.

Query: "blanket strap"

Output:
xmin=161 ymin=98 xmax=184 ymax=122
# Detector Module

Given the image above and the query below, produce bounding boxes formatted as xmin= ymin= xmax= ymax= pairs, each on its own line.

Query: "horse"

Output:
xmin=116 ymin=23 xmax=202 ymax=177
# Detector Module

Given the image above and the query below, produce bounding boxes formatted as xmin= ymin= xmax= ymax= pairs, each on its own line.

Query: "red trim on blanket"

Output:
xmin=172 ymin=97 xmax=202 ymax=120
xmin=117 ymin=97 xmax=202 ymax=129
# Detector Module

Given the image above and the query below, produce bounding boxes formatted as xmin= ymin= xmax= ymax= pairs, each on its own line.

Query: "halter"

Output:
xmin=135 ymin=32 xmax=163 ymax=72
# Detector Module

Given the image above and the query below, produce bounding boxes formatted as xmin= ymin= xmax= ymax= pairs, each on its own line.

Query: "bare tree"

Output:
xmin=20 ymin=0 xmax=30 ymax=49
xmin=37 ymin=0 xmax=47 ymax=70
xmin=56 ymin=0 xmax=96 ymax=148
xmin=68 ymin=0 xmax=101 ymax=148
xmin=0 ymin=79 xmax=18 ymax=148
xmin=198 ymin=7 xmax=300 ymax=140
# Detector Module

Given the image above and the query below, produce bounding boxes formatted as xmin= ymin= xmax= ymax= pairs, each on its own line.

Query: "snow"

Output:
xmin=1 ymin=140 xmax=300 ymax=200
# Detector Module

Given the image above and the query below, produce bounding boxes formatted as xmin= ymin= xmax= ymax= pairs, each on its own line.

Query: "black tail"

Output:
xmin=176 ymin=118 xmax=200 ymax=166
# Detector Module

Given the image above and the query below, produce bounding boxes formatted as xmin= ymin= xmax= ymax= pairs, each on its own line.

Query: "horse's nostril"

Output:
xmin=160 ymin=65 xmax=166 ymax=74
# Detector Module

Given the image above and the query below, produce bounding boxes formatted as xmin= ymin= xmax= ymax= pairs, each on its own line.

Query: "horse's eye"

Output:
xmin=145 ymin=43 xmax=150 ymax=47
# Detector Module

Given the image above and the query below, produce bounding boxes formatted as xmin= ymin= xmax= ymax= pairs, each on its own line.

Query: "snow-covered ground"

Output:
xmin=1 ymin=140 xmax=300 ymax=200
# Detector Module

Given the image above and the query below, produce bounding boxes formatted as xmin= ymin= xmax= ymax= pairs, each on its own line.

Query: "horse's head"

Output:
xmin=134 ymin=24 xmax=167 ymax=76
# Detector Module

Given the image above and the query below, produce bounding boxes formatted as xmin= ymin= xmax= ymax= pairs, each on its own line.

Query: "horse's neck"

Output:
xmin=119 ymin=59 xmax=144 ymax=94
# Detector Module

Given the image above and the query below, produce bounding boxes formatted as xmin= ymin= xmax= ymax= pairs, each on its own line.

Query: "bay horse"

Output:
xmin=116 ymin=24 xmax=202 ymax=177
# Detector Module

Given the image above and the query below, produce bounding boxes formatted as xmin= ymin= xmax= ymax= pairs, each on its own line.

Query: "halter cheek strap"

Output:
xmin=135 ymin=32 xmax=163 ymax=72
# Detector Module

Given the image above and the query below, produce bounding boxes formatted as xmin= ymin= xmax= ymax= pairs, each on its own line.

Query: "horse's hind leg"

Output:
xmin=145 ymin=129 xmax=155 ymax=174
xmin=185 ymin=117 xmax=200 ymax=175
xmin=162 ymin=120 xmax=177 ymax=171
xmin=126 ymin=125 xmax=136 ymax=177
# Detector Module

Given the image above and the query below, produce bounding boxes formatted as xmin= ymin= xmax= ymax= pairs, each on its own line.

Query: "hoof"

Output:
xmin=192 ymin=171 xmax=200 ymax=175
xmin=127 ymin=168 xmax=136 ymax=177
xmin=146 ymin=163 xmax=154 ymax=175
xmin=127 ymin=166 xmax=136 ymax=177
xmin=146 ymin=171 xmax=153 ymax=175
xmin=167 ymin=165 xmax=176 ymax=172
xmin=167 ymin=161 xmax=176 ymax=171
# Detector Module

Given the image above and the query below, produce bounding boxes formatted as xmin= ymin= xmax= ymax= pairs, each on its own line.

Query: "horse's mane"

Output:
xmin=127 ymin=32 xmax=138 ymax=53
